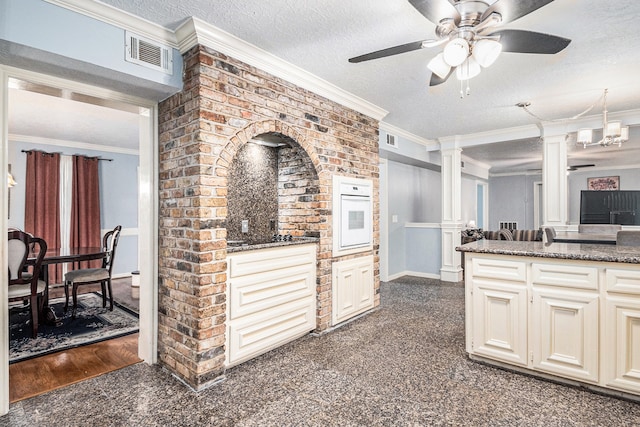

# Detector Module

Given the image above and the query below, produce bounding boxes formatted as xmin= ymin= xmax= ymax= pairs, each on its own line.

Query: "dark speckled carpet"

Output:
xmin=5 ymin=277 xmax=640 ymax=426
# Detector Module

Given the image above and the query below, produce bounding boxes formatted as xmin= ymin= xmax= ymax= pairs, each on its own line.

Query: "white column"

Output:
xmin=440 ymin=142 xmax=463 ymax=282
xmin=542 ymin=134 xmax=568 ymax=227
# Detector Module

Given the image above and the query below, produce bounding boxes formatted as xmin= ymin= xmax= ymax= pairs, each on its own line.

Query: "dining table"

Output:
xmin=553 ymin=231 xmax=617 ymax=245
xmin=30 ymin=247 xmax=109 ymax=326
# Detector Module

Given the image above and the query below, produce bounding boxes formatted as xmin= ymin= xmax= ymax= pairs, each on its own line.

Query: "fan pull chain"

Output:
xmin=460 ymin=79 xmax=471 ymax=98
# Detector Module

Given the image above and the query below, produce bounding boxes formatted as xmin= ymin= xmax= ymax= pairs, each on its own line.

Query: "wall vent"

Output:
xmin=386 ymin=134 xmax=398 ymax=148
xmin=125 ymin=31 xmax=173 ymax=75
xmin=499 ymin=221 xmax=518 ymax=230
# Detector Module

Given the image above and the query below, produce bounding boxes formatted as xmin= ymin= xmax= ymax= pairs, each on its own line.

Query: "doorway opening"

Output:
xmin=2 ymin=69 xmax=157 ymax=405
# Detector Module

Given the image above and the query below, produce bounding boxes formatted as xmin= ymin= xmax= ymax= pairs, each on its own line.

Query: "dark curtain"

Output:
xmin=24 ymin=151 xmax=61 ymax=283
xmin=70 ymin=156 xmax=102 ymax=269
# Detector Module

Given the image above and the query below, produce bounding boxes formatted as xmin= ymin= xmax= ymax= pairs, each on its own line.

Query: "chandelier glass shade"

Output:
xmin=577 ymin=89 xmax=629 ymax=148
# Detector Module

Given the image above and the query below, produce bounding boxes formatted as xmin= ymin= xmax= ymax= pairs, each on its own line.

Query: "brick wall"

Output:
xmin=158 ymin=44 xmax=380 ymax=390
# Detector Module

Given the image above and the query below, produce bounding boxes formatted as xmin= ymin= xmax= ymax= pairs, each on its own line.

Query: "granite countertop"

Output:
xmin=226 ymin=237 xmax=319 ymax=253
xmin=457 ymin=239 xmax=640 ymax=264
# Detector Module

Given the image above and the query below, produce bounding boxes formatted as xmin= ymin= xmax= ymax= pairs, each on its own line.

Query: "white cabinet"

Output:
xmin=332 ymin=255 xmax=374 ymax=325
xmin=530 ymin=262 xmax=599 ymax=383
xmin=465 ymin=253 xmax=640 ymax=397
xmin=468 ymin=256 xmax=528 ymax=366
xmin=531 ymin=288 xmax=599 ymax=383
xmin=604 ymin=268 xmax=640 ymax=394
xmin=472 ymin=279 xmax=528 ymax=366
xmin=226 ymin=244 xmax=316 ymax=367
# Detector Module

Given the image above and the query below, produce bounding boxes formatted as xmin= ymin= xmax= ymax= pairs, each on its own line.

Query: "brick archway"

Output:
xmin=219 ymin=119 xmax=323 ymax=176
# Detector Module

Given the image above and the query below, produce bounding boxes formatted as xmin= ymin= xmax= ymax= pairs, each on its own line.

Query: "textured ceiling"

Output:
xmin=11 ymin=0 xmax=640 ymax=174
xmin=97 ymin=0 xmax=640 ymax=136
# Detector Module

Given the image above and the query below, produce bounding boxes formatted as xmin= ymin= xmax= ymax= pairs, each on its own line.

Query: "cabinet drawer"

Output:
xmin=606 ymin=268 xmax=640 ymax=295
xmin=531 ymin=263 xmax=598 ymax=291
xmin=228 ymin=244 xmax=315 ymax=278
xmin=471 ymin=257 xmax=526 ymax=282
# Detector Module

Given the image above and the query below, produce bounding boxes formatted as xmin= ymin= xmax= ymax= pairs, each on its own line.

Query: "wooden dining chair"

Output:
xmin=8 ymin=229 xmax=48 ymax=338
xmin=64 ymin=225 xmax=122 ymax=319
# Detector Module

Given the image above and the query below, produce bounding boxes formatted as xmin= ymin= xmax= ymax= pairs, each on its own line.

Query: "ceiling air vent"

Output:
xmin=386 ymin=134 xmax=398 ymax=148
xmin=125 ymin=31 xmax=173 ymax=75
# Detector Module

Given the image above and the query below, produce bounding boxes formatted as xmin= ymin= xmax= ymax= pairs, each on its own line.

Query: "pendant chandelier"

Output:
xmin=577 ymin=89 xmax=628 ymax=148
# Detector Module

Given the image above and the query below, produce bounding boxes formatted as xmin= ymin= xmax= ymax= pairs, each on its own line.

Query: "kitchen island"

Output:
xmin=458 ymin=240 xmax=640 ymax=400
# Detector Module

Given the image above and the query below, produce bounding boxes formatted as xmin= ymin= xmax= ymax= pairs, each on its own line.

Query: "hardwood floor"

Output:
xmin=10 ymin=333 xmax=140 ymax=403
xmin=10 ymin=278 xmax=141 ymax=403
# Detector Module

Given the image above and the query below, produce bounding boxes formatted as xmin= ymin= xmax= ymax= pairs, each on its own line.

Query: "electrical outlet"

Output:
xmin=392 ymin=215 xmax=398 ymax=223
xmin=241 ymin=220 xmax=249 ymax=233
xmin=269 ymin=219 xmax=276 ymax=231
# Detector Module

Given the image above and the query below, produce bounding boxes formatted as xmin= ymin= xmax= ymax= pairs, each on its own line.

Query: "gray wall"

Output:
xmin=489 ymin=173 xmax=540 ymax=230
xmin=8 ymin=141 xmax=139 ymax=276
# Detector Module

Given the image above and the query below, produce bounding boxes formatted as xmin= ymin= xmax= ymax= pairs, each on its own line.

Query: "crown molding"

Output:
xmin=174 ymin=17 xmax=388 ymax=121
xmin=44 ymin=0 xmax=178 ymax=48
xmin=9 ymin=134 xmax=140 ymax=156
xmin=379 ymin=122 xmax=436 ymax=147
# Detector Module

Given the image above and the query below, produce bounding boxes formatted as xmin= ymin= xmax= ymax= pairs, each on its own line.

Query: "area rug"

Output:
xmin=9 ymin=293 xmax=139 ymax=364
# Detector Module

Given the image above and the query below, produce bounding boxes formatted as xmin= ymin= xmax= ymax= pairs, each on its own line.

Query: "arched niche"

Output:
xmin=226 ymin=131 xmax=321 ymax=244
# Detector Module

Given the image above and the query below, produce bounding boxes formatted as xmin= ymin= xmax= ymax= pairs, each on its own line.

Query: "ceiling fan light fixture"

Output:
xmin=427 ymin=53 xmax=451 ymax=79
xmin=456 ymin=56 xmax=481 ymax=81
xmin=472 ymin=39 xmax=502 ymax=68
xmin=443 ymin=37 xmax=469 ymax=67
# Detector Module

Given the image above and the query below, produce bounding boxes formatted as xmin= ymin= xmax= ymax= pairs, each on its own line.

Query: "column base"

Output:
xmin=440 ymin=268 xmax=463 ymax=283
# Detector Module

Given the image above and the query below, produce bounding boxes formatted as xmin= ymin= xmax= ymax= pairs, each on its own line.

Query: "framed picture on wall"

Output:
xmin=587 ymin=176 xmax=620 ymax=191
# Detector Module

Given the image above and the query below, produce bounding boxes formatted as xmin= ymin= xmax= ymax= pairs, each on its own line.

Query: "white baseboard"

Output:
xmin=385 ymin=270 xmax=441 ymax=282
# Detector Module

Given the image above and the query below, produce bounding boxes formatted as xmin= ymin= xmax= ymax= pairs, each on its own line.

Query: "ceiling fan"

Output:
xmin=528 ymin=163 xmax=595 ymax=173
xmin=567 ymin=163 xmax=595 ymax=171
xmin=349 ymin=0 xmax=571 ymax=87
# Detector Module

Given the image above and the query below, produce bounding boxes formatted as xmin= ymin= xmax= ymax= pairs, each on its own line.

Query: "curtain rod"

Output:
xmin=21 ymin=149 xmax=113 ymax=161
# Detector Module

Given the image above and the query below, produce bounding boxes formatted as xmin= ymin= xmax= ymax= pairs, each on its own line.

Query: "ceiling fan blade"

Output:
xmin=408 ymin=0 xmax=461 ymax=26
xmin=492 ymin=30 xmax=571 ymax=54
xmin=481 ymin=0 xmax=555 ymax=26
xmin=429 ymin=68 xmax=454 ymax=87
xmin=349 ymin=40 xmax=428 ymax=63
xmin=568 ymin=164 xmax=596 ymax=171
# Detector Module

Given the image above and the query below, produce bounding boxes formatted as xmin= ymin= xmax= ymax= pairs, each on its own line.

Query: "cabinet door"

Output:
xmin=355 ymin=259 xmax=374 ymax=311
xmin=532 ymin=288 xmax=599 ymax=383
xmin=604 ymin=297 xmax=640 ymax=394
xmin=472 ymin=279 xmax=528 ymax=366
xmin=332 ymin=256 xmax=374 ymax=325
